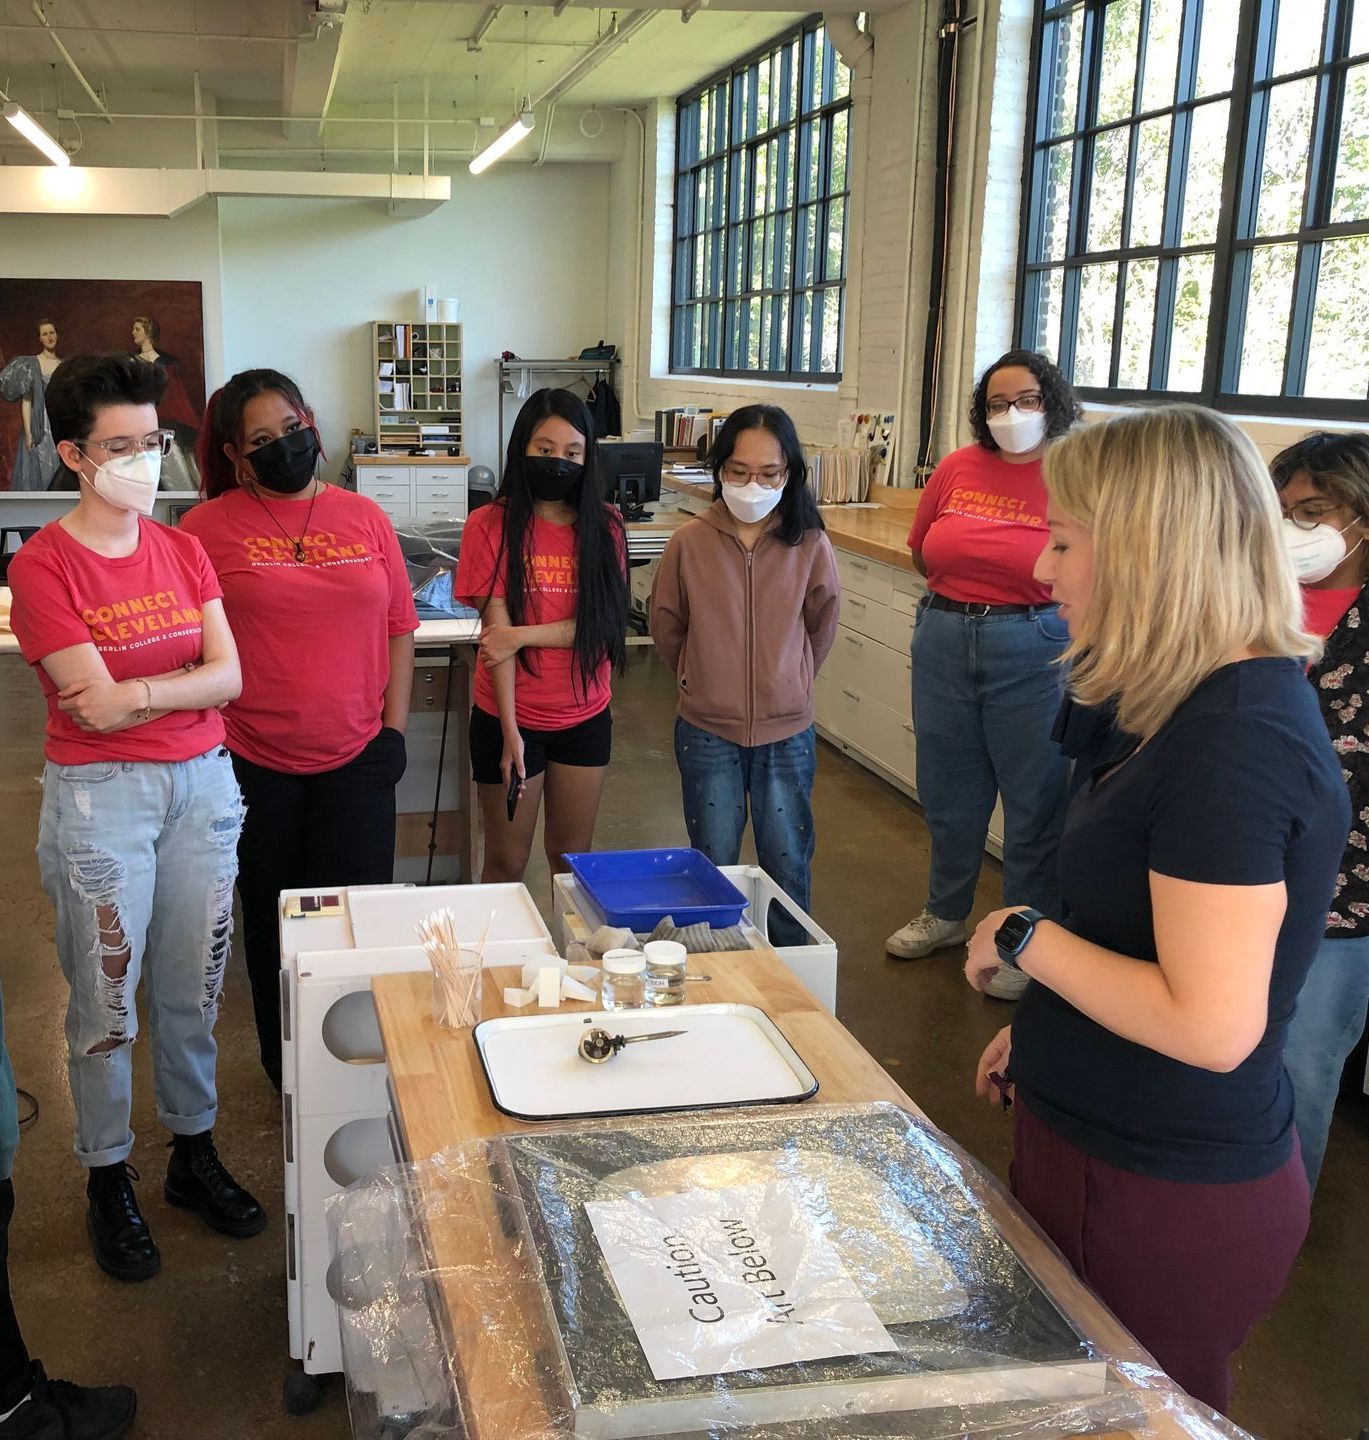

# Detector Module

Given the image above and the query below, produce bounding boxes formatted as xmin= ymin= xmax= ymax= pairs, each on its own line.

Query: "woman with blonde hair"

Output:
xmin=963 ymin=405 xmax=1348 ymax=1414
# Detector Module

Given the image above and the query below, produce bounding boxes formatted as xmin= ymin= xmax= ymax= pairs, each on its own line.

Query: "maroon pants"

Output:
xmin=1011 ymin=1101 xmax=1309 ymax=1415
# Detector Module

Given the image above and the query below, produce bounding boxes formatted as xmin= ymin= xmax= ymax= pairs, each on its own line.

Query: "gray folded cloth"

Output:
xmin=565 ymin=940 xmax=595 ymax=968
xmin=639 ymin=916 xmax=751 ymax=953
xmin=586 ymin=924 xmax=639 ymax=957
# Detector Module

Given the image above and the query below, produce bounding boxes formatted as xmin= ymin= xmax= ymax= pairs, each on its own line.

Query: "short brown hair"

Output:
xmin=1270 ymin=431 xmax=1369 ymax=523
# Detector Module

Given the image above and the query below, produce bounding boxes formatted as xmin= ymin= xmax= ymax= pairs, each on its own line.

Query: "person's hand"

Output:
xmin=965 ymin=906 xmax=1029 ymax=991
xmin=975 ymin=1025 xmax=1014 ymax=1109
xmin=480 ymin=624 xmax=523 ymax=669
xmin=57 ymin=678 xmax=141 ymax=733
xmin=500 ymin=731 xmax=527 ymax=795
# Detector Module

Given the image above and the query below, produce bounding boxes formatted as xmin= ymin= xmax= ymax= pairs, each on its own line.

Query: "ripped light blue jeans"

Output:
xmin=36 ymin=747 xmax=244 ymax=1168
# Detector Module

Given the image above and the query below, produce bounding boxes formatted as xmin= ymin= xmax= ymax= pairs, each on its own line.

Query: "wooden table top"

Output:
xmin=372 ymin=951 xmax=1152 ymax=1440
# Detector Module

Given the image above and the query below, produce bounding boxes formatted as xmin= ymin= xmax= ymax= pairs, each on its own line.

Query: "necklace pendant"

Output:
xmin=294 ymin=543 xmax=307 ymax=564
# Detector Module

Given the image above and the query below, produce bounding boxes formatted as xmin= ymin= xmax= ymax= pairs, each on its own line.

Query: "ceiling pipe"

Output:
xmin=824 ymin=11 xmax=872 ymax=66
xmin=531 ymin=9 xmax=656 ymax=108
xmin=467 ymin=5 xmax=503 ymax=52
xmin=30 ymin=0 xmax=111 ymax=123
xmin=0 ymin=23 xmax=310 ymax=43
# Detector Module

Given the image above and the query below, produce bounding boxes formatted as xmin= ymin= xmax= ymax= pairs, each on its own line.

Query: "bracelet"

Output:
xmin=134 ymin=678 xmax=153 ymax=721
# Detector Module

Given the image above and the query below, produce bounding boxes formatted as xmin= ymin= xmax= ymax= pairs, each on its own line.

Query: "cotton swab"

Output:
xmin=417 ymin=907 xmax=483 ymax=1029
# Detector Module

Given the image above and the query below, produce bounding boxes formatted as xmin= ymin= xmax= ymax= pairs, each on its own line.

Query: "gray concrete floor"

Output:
xmin=1 ymin=651 xmax=1366 ymax=1438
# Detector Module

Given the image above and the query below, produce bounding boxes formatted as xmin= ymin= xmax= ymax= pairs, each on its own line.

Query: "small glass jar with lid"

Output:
xmin=601 ymin=950 xmax=646 ymax=1010
xmin=643 ymin=940 xmax=687 ymax=1006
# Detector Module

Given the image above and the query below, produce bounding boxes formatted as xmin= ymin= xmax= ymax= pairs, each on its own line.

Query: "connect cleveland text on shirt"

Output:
xmin=180 ymin=486 xmax=419 ymax=774
xmin=454 ymin=502 xmax=614 ymax=731
xmin=907 ymin=444 xmax=1054 ymax=606
xmin=9 ymin=518 xmax=226 ymax=766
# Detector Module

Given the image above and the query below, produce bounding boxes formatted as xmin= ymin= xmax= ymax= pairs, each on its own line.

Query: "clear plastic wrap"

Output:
xmin=326 ymin=1101 xmax=1259 ymax=1440
xmin=392 ymin=517 xmax=478 ymax=619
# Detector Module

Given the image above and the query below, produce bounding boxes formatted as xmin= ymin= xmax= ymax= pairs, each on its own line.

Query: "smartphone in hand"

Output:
xmin=506 ymin=770 xmax=521 ymax=823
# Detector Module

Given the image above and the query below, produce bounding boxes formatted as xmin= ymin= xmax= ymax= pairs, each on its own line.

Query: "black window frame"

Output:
xmin=670 ymin=16 xmax=852 ymax=383
xmin=1014 ymin=0 xmax=1369 ymax=421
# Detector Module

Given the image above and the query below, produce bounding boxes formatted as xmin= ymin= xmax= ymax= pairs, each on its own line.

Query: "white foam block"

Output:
xmin=566 ymin=965 xmax=599 ymax=984
xmin=522 ymin=955 xmax=567 ymax=990
xmin=536 ymin=967 xmax=562 ymax=1008
xmin=503 ymin=987 xmax=535 ymax=1008
xmin=560 ymin=974 xmax=597 ymax=1003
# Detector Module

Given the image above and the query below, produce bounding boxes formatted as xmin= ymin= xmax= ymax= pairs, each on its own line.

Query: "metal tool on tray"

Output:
xmin=576 ymin=1026 xmax=686 ymax=1064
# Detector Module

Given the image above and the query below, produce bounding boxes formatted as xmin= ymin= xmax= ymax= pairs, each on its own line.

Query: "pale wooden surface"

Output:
xmin=372 ymin=951 xmax=1159 ymax=1440
xmin=354 ymin=453 xmax=471 ymax=465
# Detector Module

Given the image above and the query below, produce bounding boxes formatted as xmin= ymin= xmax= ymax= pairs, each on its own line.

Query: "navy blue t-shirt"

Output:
xmin=1012 ymin=658 xmax=1350 ymax=1183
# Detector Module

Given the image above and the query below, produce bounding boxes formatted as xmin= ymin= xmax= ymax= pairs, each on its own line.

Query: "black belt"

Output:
xmin=928 ymin=593 xmax=1052 ymax=617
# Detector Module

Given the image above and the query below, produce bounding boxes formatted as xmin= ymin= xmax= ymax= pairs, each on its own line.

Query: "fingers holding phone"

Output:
xmin=500 ymin=732 xmax=527 ymax=821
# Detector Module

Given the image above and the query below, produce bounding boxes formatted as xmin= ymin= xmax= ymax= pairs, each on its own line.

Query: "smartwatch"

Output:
xmin=994 ymin=908 xmax=1045 ymax=970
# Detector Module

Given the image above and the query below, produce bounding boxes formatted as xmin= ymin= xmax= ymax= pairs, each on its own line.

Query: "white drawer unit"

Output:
xmin=890 ymin=568 xmax=926 ymax=617
xmin=355 ymin=460 xmax=469 ymax=523
xmin=841 ymin=590 xmax=888 ymax=645
xmin=887 ymin=606 xmax=917 ymax=657
xmin=836 ymin=549 xmax=894 ymax=606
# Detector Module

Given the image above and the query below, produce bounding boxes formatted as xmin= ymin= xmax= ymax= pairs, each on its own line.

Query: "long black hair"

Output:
xmin=497 ymin=388 xmax=627 ymax=693
xmin=708 ymin=404 xmax=824 ymax=546
xmin=969 ymin=349 xmax=1081 ymax=452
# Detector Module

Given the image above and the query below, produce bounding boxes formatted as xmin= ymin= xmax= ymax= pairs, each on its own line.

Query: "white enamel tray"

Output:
xmin=473 ymin=1003 xmax=819 ymax=1122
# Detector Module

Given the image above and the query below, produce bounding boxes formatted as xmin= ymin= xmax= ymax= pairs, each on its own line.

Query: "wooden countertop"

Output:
xmin=371 ymin=953 xmax=1151 ymax=1440
xmin=662 ymin=475 xmax=923 ymax=573
xmin=355 ymin=453 xmax=470 ymax=465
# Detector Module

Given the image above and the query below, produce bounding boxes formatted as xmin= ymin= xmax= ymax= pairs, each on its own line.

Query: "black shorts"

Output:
xmin=469 ymin=705 xmax=613 ymax=784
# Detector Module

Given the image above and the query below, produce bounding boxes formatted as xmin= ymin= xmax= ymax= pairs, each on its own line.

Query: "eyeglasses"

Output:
xmin=1282 ymin=501 xmax=1348 ymax=532
xmin=985 ymin=393 xmax=1045 ymax=419
xmin=721 ymin=462 xmax=788 ymax=489
xmin=80 ymin=430 xmax=174 ymax=460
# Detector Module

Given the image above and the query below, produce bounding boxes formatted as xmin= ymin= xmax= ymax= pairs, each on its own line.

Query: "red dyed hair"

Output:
xmin=198 ymin=368 xmax=319 ymax=499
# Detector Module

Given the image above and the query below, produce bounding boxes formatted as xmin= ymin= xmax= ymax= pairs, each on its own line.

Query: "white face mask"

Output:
xmin=987 ymin=406 xmax=1048 ymax=455
xmin=87 ymin=449 xmax=162 ymax=516
xmin=721 ymin=481 xmax=784 ymax=526
xmin=1283 ymin=516 xmax=1363 ymax=585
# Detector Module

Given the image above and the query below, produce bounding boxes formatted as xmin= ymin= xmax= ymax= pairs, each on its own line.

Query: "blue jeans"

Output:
xmin=36 ymin=747 xmax=244 ymax=1167
xmin=1284 ymin=932 xmax=1369 ymax=1191
xmin=911 ymin=600 xmax=1070 ymax=921
xmin=674 ymin=718 xmax=816 ymax=948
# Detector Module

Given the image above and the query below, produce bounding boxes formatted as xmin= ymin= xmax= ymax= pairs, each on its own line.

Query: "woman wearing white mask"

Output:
xmin=887 ymin=351 xmax=1081 ymax=998
xmin=650 ymin=406 xmax=840 ymax=944
xmin=8 ymin=355 xmax=262 ymax=1287
xmin=1272 ymin=432 xmax=1369 ymax=1192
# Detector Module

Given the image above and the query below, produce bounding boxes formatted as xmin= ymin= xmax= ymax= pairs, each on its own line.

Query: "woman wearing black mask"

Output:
xmin=455 ymin=388 xmax=627 ymax=882
xmin=184 ymin=369 xmax=417 ymax=1088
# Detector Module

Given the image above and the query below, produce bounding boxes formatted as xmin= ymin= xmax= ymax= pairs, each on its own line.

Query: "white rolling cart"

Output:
xmin=551 ymin=865 xmax=839 ymax=1013
xmin=277 ymin=882 xmax=558 ymax=1416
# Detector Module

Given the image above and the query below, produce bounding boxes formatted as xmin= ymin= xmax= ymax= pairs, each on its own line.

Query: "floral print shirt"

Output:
xmin=1309 ymin=587 xmax=1369 ymax=937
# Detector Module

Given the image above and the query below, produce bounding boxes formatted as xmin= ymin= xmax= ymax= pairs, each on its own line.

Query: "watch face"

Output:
xmin=998 ymin=912 xmax=1033 ymax=953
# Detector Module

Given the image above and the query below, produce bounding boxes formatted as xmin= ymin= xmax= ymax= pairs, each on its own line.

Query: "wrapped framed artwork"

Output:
xmin=0 ymin=278 xmax=205 ymax=492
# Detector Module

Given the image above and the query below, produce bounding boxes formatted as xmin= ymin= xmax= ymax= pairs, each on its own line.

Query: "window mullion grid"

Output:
xmin=1110 ymin=0 xmax=1154 ymax=389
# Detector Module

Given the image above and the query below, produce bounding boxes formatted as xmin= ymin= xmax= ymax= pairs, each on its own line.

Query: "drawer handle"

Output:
xmin=849 ymin=559 xmax=869 ymax=572
xmin=426 ymin=491 xmax=451 ymax=498
xmin=848 ymin=597 xmax=866 ymax=610
xmin=842 ymin=688 xmax=860 ymax=701
xmin=845 ymin=635 xmax=864 ymax=648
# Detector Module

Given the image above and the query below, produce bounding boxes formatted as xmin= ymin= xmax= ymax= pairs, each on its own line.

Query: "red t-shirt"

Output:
xmin=455 ymin=502 xmax=616 ymax=731
xmin=9 ymin=518 xmax=226 ymax=765
xmin=908 ymin=444 xmax=1053 ymax=606
xmin=1301 ymin=585 xmax=1360 ymax=640
xmin=180 ymin=486 xmax=419 ymax=774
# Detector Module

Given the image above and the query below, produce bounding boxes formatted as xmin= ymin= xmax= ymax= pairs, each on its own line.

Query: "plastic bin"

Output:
xmin=562 ymin=847 xmax=748 ymax=930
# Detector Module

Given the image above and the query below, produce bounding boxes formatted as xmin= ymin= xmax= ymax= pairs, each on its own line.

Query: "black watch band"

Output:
xmin=994 ymin=908 xmax=1045 ymax=970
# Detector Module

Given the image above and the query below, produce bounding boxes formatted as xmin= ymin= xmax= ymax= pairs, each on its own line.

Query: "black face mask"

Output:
xmin=525 ymin=455 xmax=584 ymax=503
xmin=247 ymin=427 xmax=320 ymax=494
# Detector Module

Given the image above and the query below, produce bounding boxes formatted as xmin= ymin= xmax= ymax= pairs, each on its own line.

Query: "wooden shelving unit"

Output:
xmin=373 ymin=322 xmax=463 ymax=455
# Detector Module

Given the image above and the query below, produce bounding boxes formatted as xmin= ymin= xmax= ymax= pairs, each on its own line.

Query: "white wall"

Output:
xmin=0 ymin=201 xmax=227 ymax=390
xmin=219 ymin=167 xmax=612 ymax=477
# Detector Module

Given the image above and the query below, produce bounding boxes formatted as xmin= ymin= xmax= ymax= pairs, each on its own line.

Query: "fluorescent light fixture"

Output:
xmin=4 ymin=101 xmax=69 ymax=166
xmin=469 ymin=108 xmax=534 ymax=175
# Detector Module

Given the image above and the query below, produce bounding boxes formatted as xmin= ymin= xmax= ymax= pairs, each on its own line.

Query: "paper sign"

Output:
xmin=585 ymin=1182 xmax=896 ymax=1381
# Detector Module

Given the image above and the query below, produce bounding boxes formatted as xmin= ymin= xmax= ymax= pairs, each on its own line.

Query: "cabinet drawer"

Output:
xmin=840 ymin=590 xmax=887 ymax=644
xmin=864 ymin=698 xmax=918 ymax=787
xmin=858 ymin=640 xmax=912 ymax=714
xmin=414 ymin=465 xmax=468 ymax=488
xmin=415 ymin=481 xmax=467 ymax=501
xmin=824 ymin=626 xmax=875 ymax=693
xmin=359 ymin=485 xmax=411 ymax=505
xmin=889 ymin=569 xmax=926 ymax=616
xmin=358 ymin=469 xmax=410 ymax=491
xmin=374 ymin=504 xmax=406 ymax=524
xmin=823 ymin=681 xmax=879 ymax=757
xmin=416 ymin=500 xmax=467 ymax=521
xmin=887 ymin=607 xmax=916 ymax=656
xmin=835 ymin=550 xmax=894 ymax=606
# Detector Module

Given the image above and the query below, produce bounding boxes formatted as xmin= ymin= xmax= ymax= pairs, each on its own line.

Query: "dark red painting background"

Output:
xmin=0 ymin=279 xmax=204 ymax=489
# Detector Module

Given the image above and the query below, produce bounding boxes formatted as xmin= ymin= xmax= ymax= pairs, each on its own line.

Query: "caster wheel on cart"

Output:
xmin=283 ymin=1368 xmax=325 ymax=1416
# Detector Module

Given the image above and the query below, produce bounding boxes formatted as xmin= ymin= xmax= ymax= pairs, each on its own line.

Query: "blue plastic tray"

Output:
xmin=561 ymin=848 xmax=749 ymax=931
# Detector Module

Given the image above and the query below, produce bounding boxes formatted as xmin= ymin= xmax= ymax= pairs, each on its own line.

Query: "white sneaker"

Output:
xmin=886 ymin=910 xmax=968 ymax=960
xmin=985 ymin=964 xmax=1030 ymax=1001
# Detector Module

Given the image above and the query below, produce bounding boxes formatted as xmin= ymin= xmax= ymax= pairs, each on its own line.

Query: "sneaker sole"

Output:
xmin=886 ymin=930 xmax=968 ymax=960
xmin=87 ymin=1214 xmax=161 ymax=1283
xmin=164 ymin=1184 xmax=268 ymax=1238
xmin=98 ymin=1394 xmax=137 ymax=1439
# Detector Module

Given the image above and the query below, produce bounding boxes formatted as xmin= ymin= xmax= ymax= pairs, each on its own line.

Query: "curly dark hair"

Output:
xmin=1270 ymin=431 xmax=1369 ymax=525
xmin=969 ymin=349 xmax=1081 ymax=452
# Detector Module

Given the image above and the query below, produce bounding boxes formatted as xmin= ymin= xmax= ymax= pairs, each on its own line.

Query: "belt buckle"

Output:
xmin=970 ymin=603 xmax=992 ymax=619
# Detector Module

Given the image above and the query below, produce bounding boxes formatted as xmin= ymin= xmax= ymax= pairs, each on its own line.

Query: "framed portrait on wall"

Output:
xmin=0 ymin=278 xmax=205 ymax=493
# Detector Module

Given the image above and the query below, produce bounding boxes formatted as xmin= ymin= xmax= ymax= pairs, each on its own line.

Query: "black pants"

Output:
xmin=232 ymin=728 xmax=407 ymax=1088
xmin=0 ymin=1179 xmax=31 ymax=1413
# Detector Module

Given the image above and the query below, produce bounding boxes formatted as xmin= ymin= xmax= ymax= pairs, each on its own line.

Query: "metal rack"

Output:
xmin=495 ymin=357 xmax=620 ymax=480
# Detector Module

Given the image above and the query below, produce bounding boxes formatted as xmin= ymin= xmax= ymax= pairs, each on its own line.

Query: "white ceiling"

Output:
xmin=0 ymin=0 xmax=856 ymax=137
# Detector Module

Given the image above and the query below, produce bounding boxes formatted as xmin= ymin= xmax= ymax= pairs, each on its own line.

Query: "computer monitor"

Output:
xmin=598 ymin=441 xmax=663 ymax=521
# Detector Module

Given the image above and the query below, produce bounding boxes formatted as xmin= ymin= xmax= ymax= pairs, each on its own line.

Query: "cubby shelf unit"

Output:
xmin=373 ymin=321 xmax=464 ymax=455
